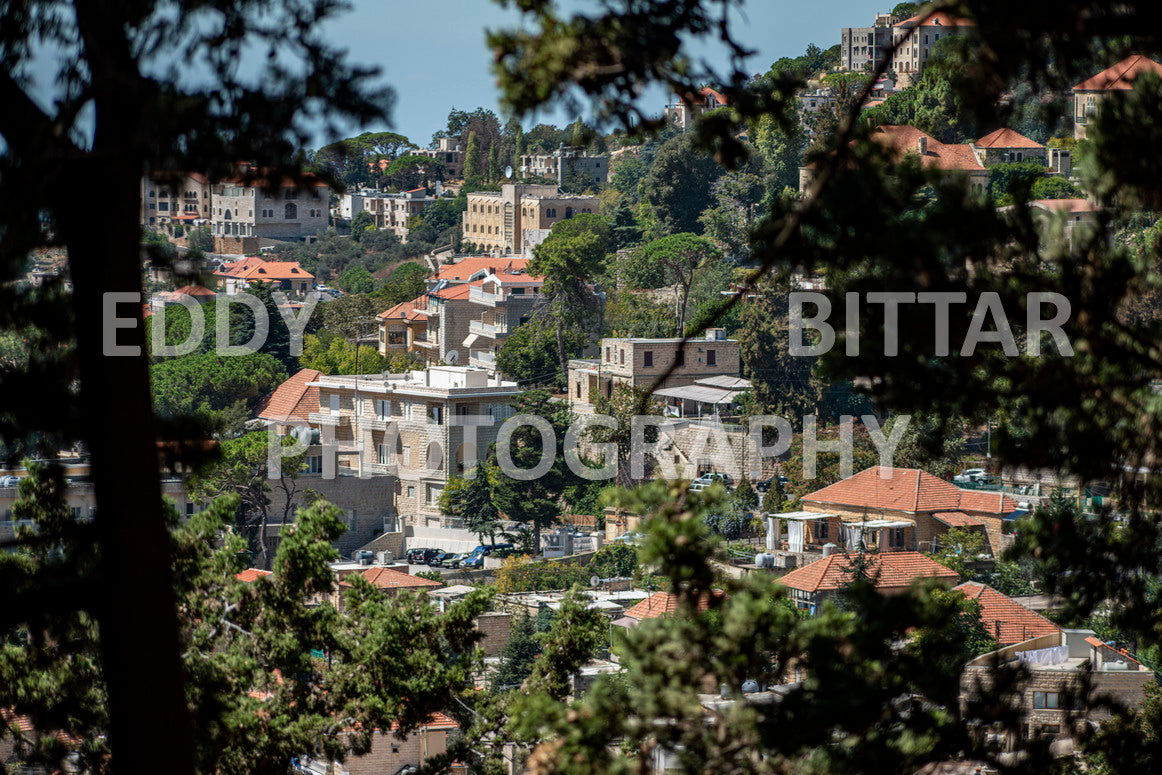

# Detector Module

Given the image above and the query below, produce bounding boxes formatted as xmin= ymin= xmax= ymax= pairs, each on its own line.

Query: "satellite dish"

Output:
xmin=590 ymin=575 xmax=601 ymax=588
xmin=445 ymin=349 xmax=459 ymax=364
xmin=504 ymin=165 xmax=513 ymax=179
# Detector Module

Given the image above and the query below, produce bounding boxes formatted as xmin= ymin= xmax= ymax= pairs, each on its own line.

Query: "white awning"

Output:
xmin=652 ymin=384 xmax=745 ymax=405
xmin=769 ymin=511 xmax=836 ymax=520
xmin=694 ymin=375 xmax=752 ymax=390
xmin=853 ymin=519 xmax=914 ymax=529
xmin=462 ymin=333 xmax=480 ymax=348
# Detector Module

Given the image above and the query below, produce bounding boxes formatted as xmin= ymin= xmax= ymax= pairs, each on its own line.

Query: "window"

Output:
xmin=406 ymin=485 xmax=416 ymax=499
xmin=402 ymin=446 xmax=412 ymax=467
xmin=329 ymin=394 xmax=340 ymax=415
xmin=817 ymin=521 xmax=829 ymax=540
xmin=676 ymin=349 xmax=685 ymax=366
xmin=619 ymin=349 xmax=625 ymax=365
xmin=576 ymin=382 xmax=582 ymax=398
xmin=428 ymin=484 xmax=442 ymax=505
xmin=284 ymin=188 xmax=298 ymax=200
xmin=284 ymin=203 xmax=297 ymax=219
xmin=377 ymin=444 xmax=391 ymax=465
xmin=889 ymin=528 xmax=905 ymax=548
xmin=158 ymin=201 xmax=169 ymax=211
xmin=355 ymin=398 xmax=364 ymax=417
xmin=605 ymin=346 xmax=611 ymax=362
xmin=1033 ymin=692 xmax=1061 ymax=710
xmin=547 ymin=207 xmax=557 ymax=217
xmin=643 ymin=350 xmax=653 ymax=368
xmin=307 ymin=455 xmax=323 ymax=474
xmin=706 ymin=349 xmax=717 ymax=366
xmin=375 ymin=399 xmax=391 ymax=420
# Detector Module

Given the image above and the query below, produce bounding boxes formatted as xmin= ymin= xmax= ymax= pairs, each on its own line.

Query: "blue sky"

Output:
xmin=320 ymin=0 xmax=873 ymax=148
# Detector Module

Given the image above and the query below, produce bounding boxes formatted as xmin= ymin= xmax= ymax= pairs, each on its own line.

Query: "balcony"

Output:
xmin=469 ymin=349 xmax=496 ymax=365
xmin=469 ymin=318 xmax=508 ymax=338
xmin=469 ymin=285 xmax=501 ymax=305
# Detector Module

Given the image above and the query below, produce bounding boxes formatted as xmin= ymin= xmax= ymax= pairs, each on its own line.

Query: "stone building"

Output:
xmin=307 ymin=367 xmax=520 ymax=529
xmin=1072 ymin=54 xmax=1162 ymax=139
xmin=839 ymin=12 xmax=897 ymax=72
xmin=462 ymin=183 xmax=599 ymax=255
xmin=376 ymin=256 xmax=544 ymax=374
xmin=791 ymin=465 xmax=1023 ymax=557
xmin=209 ymin=170 xmax=329 ymax=252
xmin=140 ymin=171 xmax=212 ymax=232
xmin=412 ymin=137 xmax=465 ymax=180
xmin=777 ymin=551 xmax=959 ymax=614
xmin=962 ymin=629 xmax=1154 ymax=749
xmin=889 ymin=12 xmax=975 ymax=87
xmin=970 ymin=128 xmax=1048 ymax=166
xmin=296 ymin=713 xmax=466 ymax=775
xmin=519 ymin=145 xmax=609 ymax=187
xmin=359 ymin=187 xmax=438 ymax=240
xmin=664 ymin=87 xmax=728 ymax=130
xmin=212 ymin=255 xmax=314 ymax=296
xmin=567 ymin=330 xmax=740 ymax=411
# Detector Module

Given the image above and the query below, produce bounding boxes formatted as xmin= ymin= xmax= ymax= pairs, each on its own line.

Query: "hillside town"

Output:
xmin=4 ymin=2 xmax=1162 ymax=774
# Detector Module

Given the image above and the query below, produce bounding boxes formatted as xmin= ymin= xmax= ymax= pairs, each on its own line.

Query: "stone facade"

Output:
xmin=263 ymin=473 xmax=396 ymax=560
xmin=210 ymin=177 xmax=329 ymax=242
xmin=463 ymin=184 xmax=599 ymax=255
xmin=839 ymin=13 xmax=896 ymax=72
xmin=140 ymin=172 xmax=212 ymax=231
xmin=568 ymin=331 xmax=740 ymax=410
xmin=360 ymin=188 xmax=438 ymax=241
xmin=475 ymin=611 xmax=513 ymax=657
xmin=519 ymin=146 xmax=609 ymax=187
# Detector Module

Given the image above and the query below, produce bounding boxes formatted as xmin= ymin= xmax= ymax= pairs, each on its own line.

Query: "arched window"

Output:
xmin=426 ymin=441 xmax=444 ymax=472
xmin=284 ymin=203 xmax=297 ymax=219
xmin=223 ymin=209 xmax=232 ymax=220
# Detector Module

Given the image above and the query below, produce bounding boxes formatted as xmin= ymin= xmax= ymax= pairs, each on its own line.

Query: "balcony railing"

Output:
xmin=469 ymin=319 xmax=508 ymax=337
xmin=469 ymin=286 xmax=501 ymax=305
xmin=469 ymin=349 xmax=496 ymax=365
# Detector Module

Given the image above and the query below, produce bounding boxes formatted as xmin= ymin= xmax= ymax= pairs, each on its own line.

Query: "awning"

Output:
xmin=934 ymin=512 xmax=987 ymax=528
xmin=462 ymin=333 xmax=480 ymax=348
xmin=769 ymin=511 xmax=835 ymax=520
xmin=694 ymin=375 xmax=752 ymax=390
xmin=855 ymin=519 xmax=914 ymax=529
xmin=611 ymin=616 xmax=640 ymax=629
xmin=652 ymin=384 xmax=746 ymax=405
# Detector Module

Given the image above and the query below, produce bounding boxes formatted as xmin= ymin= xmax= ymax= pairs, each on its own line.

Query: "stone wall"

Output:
xmin=475 ymin=611 xmax=513 ymax=657
xmin=265 ymin=473 xmax=396 ymax=560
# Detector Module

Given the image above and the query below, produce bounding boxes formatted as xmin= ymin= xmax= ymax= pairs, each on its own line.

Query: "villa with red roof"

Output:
xmin=256 ymin=368 xmax=322 ymax=432
xmin=777 ymin=551 xmax=959 ymax=613
xmin=890 ymin=12 xmax=975 ymax=86
xmin=213 ymin=256 xmax=315 ymax=295
xmin=787 ymin=466 xmax=1022 ymax=556
xmin=953 ymin=582 xmax=1060 ymax=646
xmin=970 ymin=128 xmax=1047 ymax=166
xmin=665 ymin=86 xmax=729 ymax=130
xmin=1073 ymin=55 xmax=1162 ymax=138
xmin=377 ymin=256 xmax=544 ymax=373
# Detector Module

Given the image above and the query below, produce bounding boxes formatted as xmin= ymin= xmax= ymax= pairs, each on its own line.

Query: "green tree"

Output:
xmin=463 ymin=130 xmax=482 ymax=181
xmin=440 ymin=460 xmax=502 ymax=544
xmin=587 ymin=384 xmax=662 ymax=486
xmin=496 ymin=310 xmax=588 ymax=388
xmin=528 ymin=213 xmax=610 ymax=377
xmin=338 ymin=265 xmax=377 ymax=294
xmin=512 ymin=124 xmax=525 ymax=179
xmin=891 ymin=2 xmax=919 ymax=19
xmin=589 ymin=542 xmax=638 ymax=578
xmin=622 ymin=233 xmax=721 ymax=336
xmin=928 ymin=527 xmax=987 ymax=578
xmin=733 ymin=474 xmax=759 ymax=509
xmin=492 ymin=390 xmax=576 ymax=551
xmin=697 ymin=170 xmax=765 ymax=261
xmin=1030 ymin=174 xmax=1083 ymax=200
xmin=187 ymin=225 xmax=215 ymax=252
xmin=374 ymin=261 xmax=429 ymax=306
xmin=492 ymin=614 xmax=542 ymax=690
xmin=988 ymin=160 xmax=1051 ymax=204
xmin=298 ymin=334 xmax=392 ymax=376
xmin=736 ymin=277 xmax=822 ymax=421
xmin=638 ymin=133 xmax=723 ymax=238
xmin=349 ymin=208 xmax=374 ymax=238
xmin=151 ymin=352 xmax=288 ymax=436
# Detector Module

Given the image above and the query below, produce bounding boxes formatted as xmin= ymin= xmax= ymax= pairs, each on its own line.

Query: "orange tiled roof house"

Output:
xmin=1073 ymin=55 xmax=1162 ymax=139
xmin=213 ymin=256 xmax=315 ymax=296
xmin=793 ymin=466 xmax=1021 ymax=556
xmin=777 ymin=551 xmax=959 ymax=613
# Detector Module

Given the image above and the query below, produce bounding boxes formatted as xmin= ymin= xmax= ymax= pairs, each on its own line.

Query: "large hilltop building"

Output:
xmin=462 ymin=183 xmax=599 ymax=256
xmin=838 ymin=9 xmax=975 ymax=86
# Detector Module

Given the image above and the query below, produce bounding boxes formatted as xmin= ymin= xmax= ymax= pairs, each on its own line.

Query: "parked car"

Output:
xmin=428 ymin=551 xmax=456 ymax=568
xmin=688 ymin=481 xmax=708 ymax=492
xmin=613 ymin=531 xmax=642 ymax=543
xmin=0 ymin=475 xmax=23 ymax=488
xmin=695 ymin=472 xmax=734 ymax=488
xmin=953 ymin=468 xmax=988 ymax=484
xmin=405 ymin=547 xmax=441 ymax=564
xmin=461 ymin=543 xmax=516 ymax=568
xmin=441 ymin=553 xmax=468 ymax=569
xmin=755 ymin=475 xmax=789 ymax=494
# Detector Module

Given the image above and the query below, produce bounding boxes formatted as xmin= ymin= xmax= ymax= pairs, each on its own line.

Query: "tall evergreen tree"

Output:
xmin=463 ymin=130 xmax=481 ymax=180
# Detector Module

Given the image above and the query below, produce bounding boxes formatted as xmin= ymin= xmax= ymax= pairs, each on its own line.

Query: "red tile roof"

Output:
xmin=872 ymin=126 xmax=985 ymax=172
xmin=1074 ymin=55 xmax=1162 ymax=91
xmin=432 ymin=282 xmax=473 ymax=300
xmin=360 ymin=567 xmax=444 ymax=590
xmin=623 ymin=590 xmax=723 ymax=620
xmin=801 ymin=466 xmax=1020 ymax=515
xmin=378 ymin=296 xmax=427 ymax=321
xmin=778 ymin=551 xmax=959 ymax=594
xmin=954 ymin=582 xmax=1060 ymax=645
xmin=1031 ymin=198 xmax=1099 ymax=214
xmin=234 ymin=260 xmax=314 ymax=281
xmin=257 ymin=368 xmax=322 ymax=422
xmin=699 ymin=87 xmax=729 ymax=106
xmin=895 ymin=12 xmax=975 ymax=28
xmin=932 ymin=512 xmax=987 ymax=528
xmin=236 ymin=568 xmax=273 ymax=583
xmin=173 ymin=284 xmax=217 ymax=296
xmin=975 ymin=128 xmax=1044 ymax=149
xmin=435 ymin=257 xmax=542 ymax=284
xmin=389 ymin=711 xmax=459 ymax=732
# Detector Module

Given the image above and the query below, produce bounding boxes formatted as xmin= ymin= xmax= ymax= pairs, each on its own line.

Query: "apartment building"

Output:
xmin=962 ymin=629 xmax=1154 ymax=749
xmin=839 ymin=12 xmax=897 ymax=72
xmin=308 ymin=367 xmax=520 ymax=528
xmin=889 ymin=12 xmax=975 ymax=87
xmin=462 ymin=183 xmax=599 ymax=256
xmin=140 ymin=172 xmax=212 ymax=232
xmin=567 ymin=330 xmax=740 ymax=411
xmin=664 ymin=87 xmax=728 ymax=130
xmin=210 ymin=171 xmax=329 ymax=252
xmin=1072 ymin=54 xmax=1162 ymax=139
xmin=359 ymin=188 xmax=438 ymax=240
xmin=520 ymin=145 xmax=609 ymax=187
xmin=412 ymin=137 xmax=465 ymax=180
xmin=376 ymin=256 xmax=544 ymax=373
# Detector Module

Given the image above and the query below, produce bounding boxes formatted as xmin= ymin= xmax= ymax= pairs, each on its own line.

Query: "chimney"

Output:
xmin=917 ymin=135 xmax=928 ymax=155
